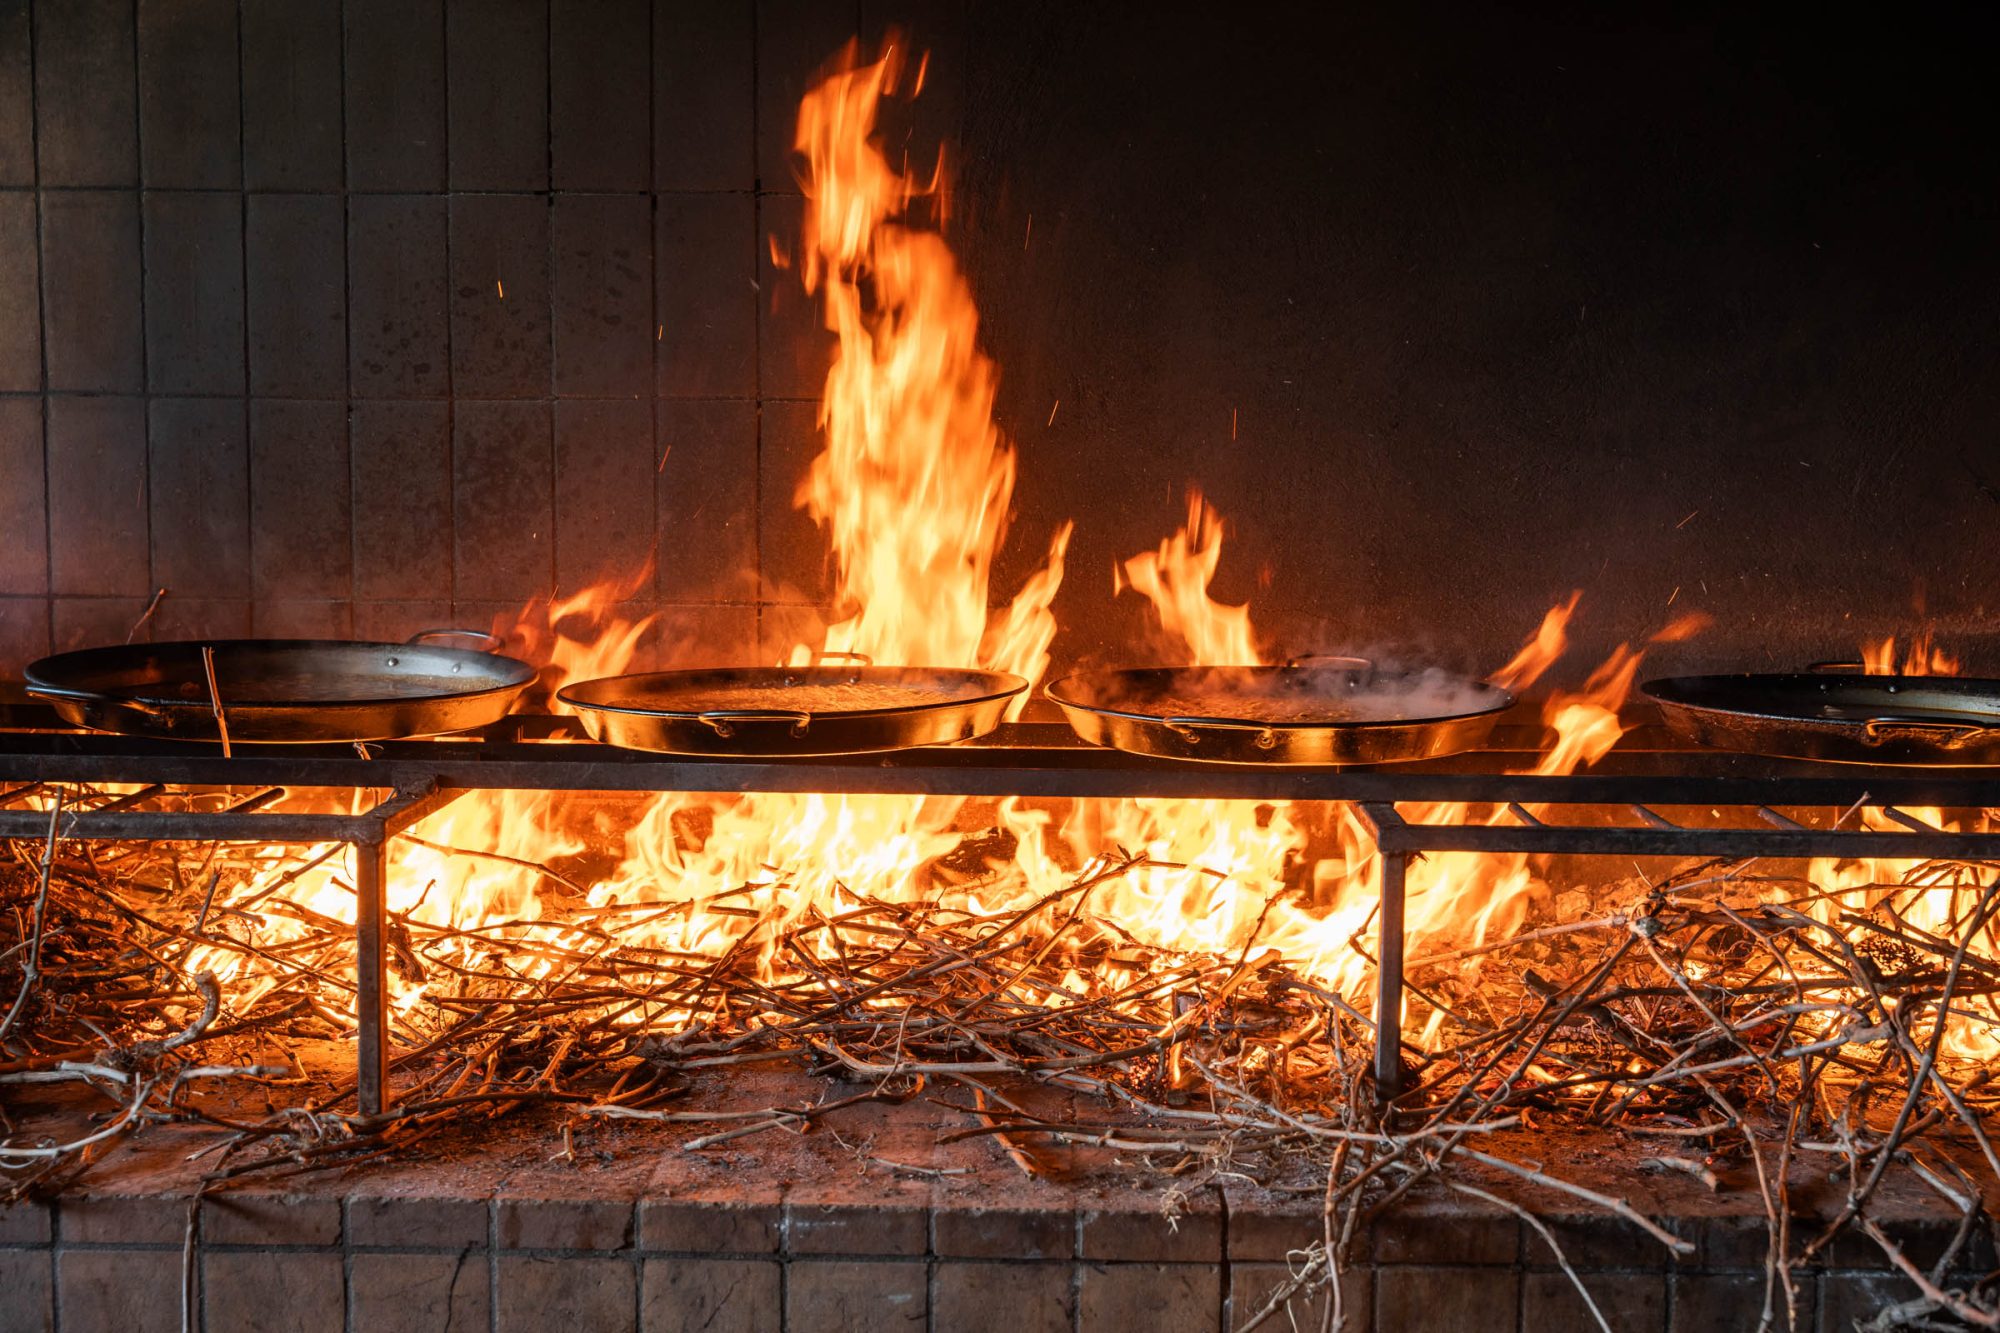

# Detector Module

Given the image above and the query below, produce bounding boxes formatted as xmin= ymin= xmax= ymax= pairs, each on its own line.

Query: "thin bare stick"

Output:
xmin=199 ymin=646 xmax=231 ymax=758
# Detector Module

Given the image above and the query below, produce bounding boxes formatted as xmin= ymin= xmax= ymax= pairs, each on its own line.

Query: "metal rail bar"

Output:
xmin=6 ymin=722 xmax=2000 ymax=807
xmin=0 ymin=808 xmax=416 ymax=842
xmin=1368 ymin=820 xmax=2000 ymax=861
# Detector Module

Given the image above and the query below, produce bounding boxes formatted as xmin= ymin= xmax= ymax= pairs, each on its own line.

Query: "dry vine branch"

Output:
xmin=1 ymin=812 xmax=1997 ymax=1331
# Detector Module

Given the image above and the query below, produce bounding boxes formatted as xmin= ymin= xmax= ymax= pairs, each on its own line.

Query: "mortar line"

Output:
xmin=337 ymin=0 xmax=357 ymax=628
xmin=27 ymin=0 xmax=52 ymax=654
xmin=646 ymin=0 xmax=660 ymax=624
xmin=132 ymin=0 xmax=154 ymax=628
xmin=777 ymin=1206 xmax=788 ymax=1332
xmin=488 ymin=1194 xmax=500 ymax=1333
xmin=746 ymin=0 xmax=764 ymax=661
xmin=542 ymin=0 xmax=556 ymax=604
xmin=439 ymin=0 xmax=458 ymax=622
xmin=1071 ymin=1210 xmax=1082 ymax=1333
xmin=342 ymin=1198 xmax=355 ymax=1333
xmin=236 ymin=0 xmax=252 ymax=632
xmin=1215 ymin=1184 xmax=1231 ymax=1331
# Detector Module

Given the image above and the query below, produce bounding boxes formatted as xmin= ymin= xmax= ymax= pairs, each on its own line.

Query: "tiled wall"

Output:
xmin=6 ymin=3 xmax=1998 ymax=684
xmin=0 ymin=0 xmax=893 ymax=676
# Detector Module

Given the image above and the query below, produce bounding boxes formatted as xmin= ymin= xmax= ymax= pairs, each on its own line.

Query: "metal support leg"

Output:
xmin=350 ymin=782 xmax=465 ymax=1119
xmin=354 ymin=836 xmax=389 ymax=1118
xmin=1374 ymin=849 xmax=1408 ymax=1101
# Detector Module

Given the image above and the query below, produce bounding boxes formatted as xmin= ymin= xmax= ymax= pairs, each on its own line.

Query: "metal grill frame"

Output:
xmin=4 ymin=713 xmax=1999 ymax=1111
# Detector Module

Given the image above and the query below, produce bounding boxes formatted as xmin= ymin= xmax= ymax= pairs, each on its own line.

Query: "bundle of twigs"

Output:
xmin=3 ymin=794 xmax=1997 ymax=1332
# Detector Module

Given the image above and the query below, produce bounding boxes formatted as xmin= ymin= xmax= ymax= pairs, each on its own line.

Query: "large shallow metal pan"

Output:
xmin=25 ymin=632 xmax=536 ymax=744
xmin=557 ymin=664 xmax=1028 ymax=756
xmin=1644 ymin=672 xmax=2000 ymax=765
xmin=1046 ymin=659 xmax=1514 ymax=765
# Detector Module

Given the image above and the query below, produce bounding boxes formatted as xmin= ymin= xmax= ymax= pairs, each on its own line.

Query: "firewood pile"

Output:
xmin=3 ymin=790 xmax=1998 ymax=1331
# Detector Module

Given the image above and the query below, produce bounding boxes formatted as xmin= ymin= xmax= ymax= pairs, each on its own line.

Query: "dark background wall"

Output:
xmin=0 ymin=0 xmax=1994 ymax=687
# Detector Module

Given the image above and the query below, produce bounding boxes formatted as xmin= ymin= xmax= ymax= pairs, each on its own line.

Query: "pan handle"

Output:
xmin=24 ymin=684 xmax=168 ymax=716
xmin=1162 ymin=714 xmax=1281 ymax=750
xmin=697 ymin=709 xmax=813 ymax=739
xmin=811 ymin=650 xmax=873 ymax=666
xmin=1861 ymin=714 xmax=1999 ymax=747
xmin=1284 ymin=654 xmax=1372 ymax=671
xmin=1808 ymin=660 xmax=1865 ymax=674
xmin=408 ymin=628 xmax=503 ymax=651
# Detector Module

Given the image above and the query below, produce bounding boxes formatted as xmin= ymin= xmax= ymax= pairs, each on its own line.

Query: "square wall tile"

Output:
xmin=47 ymin=396 xmax=149 ymax=596
xmin=143 ymin=191 xmax=246 ymax=396
xmin=454 ymin=400 xmax=553 ymax=602
xmin=148 ymin=398 xmax=249 ymax=599
xmin=34 ymin=0 xmax=138 ymax=186
xmin=554 ymin=194 xmax=653 ymax=397
xmin=553 ymin=0 xmax=650 ymax=191
xmin=241 ymin=0 xmax=343 ymax=191
xmin=40 ymin=191 xmax=143 ymax=392
xmin=556 ymin=399 xmax=655 ymax=592
xmin=0 ymin=1 xmax=30 ymax=186
xmin=654 ymin=0 xmax=754 ymax=192
xmin=0 ymin=396 xmax=44 ymax=594
xmin=0 ymin=190 xmax=39 ymax=390
xmin=349 ymin=195 xmax=450 ymax=399
xmin=137 ymin=0 xmax=241 ymax=189
xmin=449 ymin=195 xmax=551 ymax=398
xmin=345 ymin=0 xmax=446 ymax=191
xmin=447 ymin=0 xmax=549 ymax=191
xmin=351 ymin=401 xmax=452 ymax=601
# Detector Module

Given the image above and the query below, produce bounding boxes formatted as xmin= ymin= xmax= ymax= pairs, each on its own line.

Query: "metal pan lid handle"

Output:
xmin=408 ymin=628 xmax=502 ymax=651
xmin=697 ymin=709 xmax=813 ymax=739
xmin=1162 ymin=714 xmax=1280 ymax=749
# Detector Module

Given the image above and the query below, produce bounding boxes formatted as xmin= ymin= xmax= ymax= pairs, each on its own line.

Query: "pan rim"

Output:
xmin=1641 ymin=672 xmax=2000 ymax=726
xmin=24 ymin=638 xmax=539 ymax=712
xmin=556 ymin=664 xmax=1030 ymax=722
xmin=1045 ymin=664 xmax=1516 ymax=731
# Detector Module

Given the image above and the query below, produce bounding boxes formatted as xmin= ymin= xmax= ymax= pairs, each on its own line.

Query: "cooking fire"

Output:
xmin=3 ymin=22 xmax=1997 ymax=1333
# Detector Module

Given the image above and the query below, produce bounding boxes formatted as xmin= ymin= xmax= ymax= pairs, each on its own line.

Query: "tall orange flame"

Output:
xmin=793 ymin=41 xmax=1070 ymax=687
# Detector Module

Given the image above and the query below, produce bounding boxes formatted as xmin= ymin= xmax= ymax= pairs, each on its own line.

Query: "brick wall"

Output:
xmin=0 ymin=1176 xmax=1960 ymax=1332
xmin=0 ymin=0 xmax=892 ymax=677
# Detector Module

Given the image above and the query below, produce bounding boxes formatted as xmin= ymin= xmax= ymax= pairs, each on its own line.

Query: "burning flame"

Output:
xmin=144 ymin=41 xmax=2000 ymax=1093
xmin=1116 ymin=491 xmax=1261 ymax=666
xmin=1800 ymin=811 xmax=2000 ymax=1063
xmin=1862 ymin=631 xmax=1960 ymax=676
xmin=792 ymin=41 xmax=1070 ymax=686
